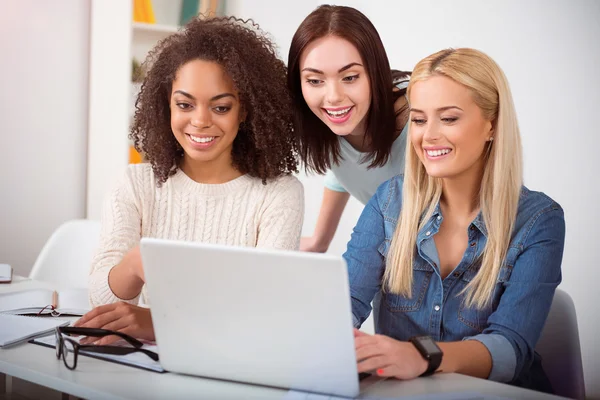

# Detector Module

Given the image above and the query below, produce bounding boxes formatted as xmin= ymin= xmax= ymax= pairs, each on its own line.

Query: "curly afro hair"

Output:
xmin=131 ymin=16 xmax=298 ymax=185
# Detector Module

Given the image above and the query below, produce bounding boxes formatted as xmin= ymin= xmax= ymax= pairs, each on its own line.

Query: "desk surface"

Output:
xmin=0 ymin=275 xmax=60 ymax=292
xmin=1 ymin=278 xmax=567 ymax=400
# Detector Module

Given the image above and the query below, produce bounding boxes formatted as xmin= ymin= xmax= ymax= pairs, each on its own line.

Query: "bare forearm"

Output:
xmin=311 ymin=189 xmax=350 ymax=250
xmin=107 ymin=248 xmax=144 ymax=300
xmin=437 ymin=340 xmax=492 ymax=379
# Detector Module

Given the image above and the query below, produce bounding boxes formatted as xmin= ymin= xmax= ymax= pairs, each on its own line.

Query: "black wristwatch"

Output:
xmin=409 ymin=336 xmax=443 ymax=376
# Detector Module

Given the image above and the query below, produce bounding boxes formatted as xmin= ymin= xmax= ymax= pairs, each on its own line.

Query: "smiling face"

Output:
xmin=170 ymin=59 xmax=244 ymax=174
xmin=409 ymin=75 xmax=494 ymax=180
xmin=299 ymin=35 xmax=371 ymax=138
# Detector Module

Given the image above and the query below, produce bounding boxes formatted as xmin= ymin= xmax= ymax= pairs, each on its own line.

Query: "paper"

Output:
xmin=0 ymin=288 xmax=90 ymax=315
xmin=32 ymin=334 xmax=165 ymax=373
xmin=0 ymin=314 xmax=68 ymax=347
xmin=52 ymin=289 xmax=90 ymax=315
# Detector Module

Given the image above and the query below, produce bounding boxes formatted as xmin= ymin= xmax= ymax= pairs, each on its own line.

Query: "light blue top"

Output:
xmin=324 ymin=124 xmax=408 ymax=205
xmin=344 ymin=175 xmax=565 ymax=392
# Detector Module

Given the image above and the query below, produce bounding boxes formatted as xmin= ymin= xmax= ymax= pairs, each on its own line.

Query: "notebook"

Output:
xmin=0 ymin=314 xmax=68 ymax=347
xmin=0 ymin=288 xmax=90 ymax=316
xmin=32 ymin=335 xmax=165 ymax=372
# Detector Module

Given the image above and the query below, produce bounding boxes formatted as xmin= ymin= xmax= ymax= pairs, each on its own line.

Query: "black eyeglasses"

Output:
xmin=55 ymin=326 xmax=159 ymax=370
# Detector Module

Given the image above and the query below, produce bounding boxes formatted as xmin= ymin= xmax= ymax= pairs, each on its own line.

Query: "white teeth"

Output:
xmin=189 ymin=136 xmax=215 ymax=143
xmin=325 ymin=107 xmax=351 ymax=117
xmin=426 ymin=149 xmax=451 ymax=157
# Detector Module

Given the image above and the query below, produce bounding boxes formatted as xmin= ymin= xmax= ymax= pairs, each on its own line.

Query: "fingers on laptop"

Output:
xmin=354 ymin=333 xmax=426 ymax=380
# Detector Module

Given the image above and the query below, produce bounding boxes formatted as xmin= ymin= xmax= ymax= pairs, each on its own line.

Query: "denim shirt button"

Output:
xmin=426 ymin=231 xmax=431 ymax=236
xmin=436 ymin=216 xmax=441 ymax=221
xmin=434 ymin=305 xmax=441 ymax=311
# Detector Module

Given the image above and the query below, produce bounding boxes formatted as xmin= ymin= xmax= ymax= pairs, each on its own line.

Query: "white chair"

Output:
xmin=536 ymin=288 xmax=586 ymax=399
xmin=29 ymin=219 xmax=101 ymax=289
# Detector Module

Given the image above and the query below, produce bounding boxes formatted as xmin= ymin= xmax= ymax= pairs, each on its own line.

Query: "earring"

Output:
xmin=488 ymin=137 xmax=494 ymax=142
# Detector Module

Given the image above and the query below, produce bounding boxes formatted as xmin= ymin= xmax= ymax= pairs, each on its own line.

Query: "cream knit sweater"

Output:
xmin=89 ymin=164 xmax=304 ymax=307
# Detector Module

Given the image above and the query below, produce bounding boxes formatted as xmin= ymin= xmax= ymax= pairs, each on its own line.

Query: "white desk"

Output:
xmin=1 ymin=278 xmax=567 ymax=400
xmin=0 ymin=275 xmax=57 ymax=292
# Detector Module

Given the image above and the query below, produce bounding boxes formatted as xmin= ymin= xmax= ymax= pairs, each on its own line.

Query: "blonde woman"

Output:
xmin=347 ymin=48 xmax=564 ymax=393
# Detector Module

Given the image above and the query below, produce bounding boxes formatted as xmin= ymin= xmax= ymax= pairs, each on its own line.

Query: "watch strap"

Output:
xmin=409 ymin=336 xmax=443 ymax=377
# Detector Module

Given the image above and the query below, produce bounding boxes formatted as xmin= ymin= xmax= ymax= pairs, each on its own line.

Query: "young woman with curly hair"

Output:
xmin=287 ymin=5 xmax=411 ymax=253
xmin=76 ymin=17 xmax=304 ymax=344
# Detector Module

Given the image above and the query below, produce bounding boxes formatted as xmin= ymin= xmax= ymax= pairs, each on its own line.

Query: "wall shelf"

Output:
xmin=132 ymin=21 xmax=179 ymax=34
xmin=131 ymin=22 xmax=180 ymax=65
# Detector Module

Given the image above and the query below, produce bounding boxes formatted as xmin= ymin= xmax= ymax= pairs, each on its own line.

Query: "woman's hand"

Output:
xmin=74 ymin=302 xmax=154 ymax=345
xmin=354 ymin=329 xmax=428 ymax=379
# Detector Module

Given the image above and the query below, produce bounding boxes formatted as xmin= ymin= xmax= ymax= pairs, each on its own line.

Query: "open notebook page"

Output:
xmin=0 ymin=314 xmax=68 ymax=347
xmin=0 ymin=288 xmax=90 ymax=315
xmin=55 ymin=288 xmax=90 ymax=315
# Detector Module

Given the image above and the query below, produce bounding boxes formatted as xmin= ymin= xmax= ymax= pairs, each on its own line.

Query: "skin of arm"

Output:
xmin=106 ymin=246 xmax=145 ymax=301
xmin=437 ymin=340 xmax=492 ymax=378
xmin=300 ymin=187 xmax=350 ymax=252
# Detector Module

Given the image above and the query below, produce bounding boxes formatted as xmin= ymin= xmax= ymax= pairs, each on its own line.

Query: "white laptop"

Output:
xmin=140 ymin=238 xmax=369 ymax=398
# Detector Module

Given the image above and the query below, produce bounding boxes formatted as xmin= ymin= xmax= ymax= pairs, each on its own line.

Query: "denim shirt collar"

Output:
xmin=471 ymin=212 xmax=488 ymax=237
xmin=418 ymin=202 xmax=489 ymax=241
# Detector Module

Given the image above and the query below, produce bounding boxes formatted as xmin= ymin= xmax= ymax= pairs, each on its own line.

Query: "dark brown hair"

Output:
xmin=288 ymin=5 xmax=406 ymax=174
xmin=131 ymin=17 xmax=298 ymax=185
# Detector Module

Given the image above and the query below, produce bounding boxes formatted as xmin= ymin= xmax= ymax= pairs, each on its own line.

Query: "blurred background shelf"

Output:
xmin=132 ymin=22 xmax=180 ymax=62
xmin=133 ymin=21 xmax=179 ymax=34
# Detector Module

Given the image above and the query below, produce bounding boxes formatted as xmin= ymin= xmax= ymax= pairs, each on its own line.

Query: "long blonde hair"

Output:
xmin=384 ymin=48 xmax=523 ymax=309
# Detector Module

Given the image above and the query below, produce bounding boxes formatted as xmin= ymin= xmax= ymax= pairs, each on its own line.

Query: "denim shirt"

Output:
xmin=344 ymin=175 xmax=565 ymax=392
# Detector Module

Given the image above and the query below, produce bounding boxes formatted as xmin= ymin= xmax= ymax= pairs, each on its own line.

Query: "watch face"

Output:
xmin=417 ymin=337 xmax=442 ymax=354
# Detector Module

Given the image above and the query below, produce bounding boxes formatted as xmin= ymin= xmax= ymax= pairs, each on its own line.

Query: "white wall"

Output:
xmin=226 ymin=0 xmax=600 ymax=397
xmin=0 ymin=1 xmax=90 ymax=276
xmin=86 ymin=0 xmax=131 ymax=219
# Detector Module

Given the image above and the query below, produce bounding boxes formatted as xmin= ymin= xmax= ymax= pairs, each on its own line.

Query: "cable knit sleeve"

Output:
xmin=256 ymin=175 xmax=304 ymax=250
xmin=88 ymin=166 xmax=145 ymax=307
